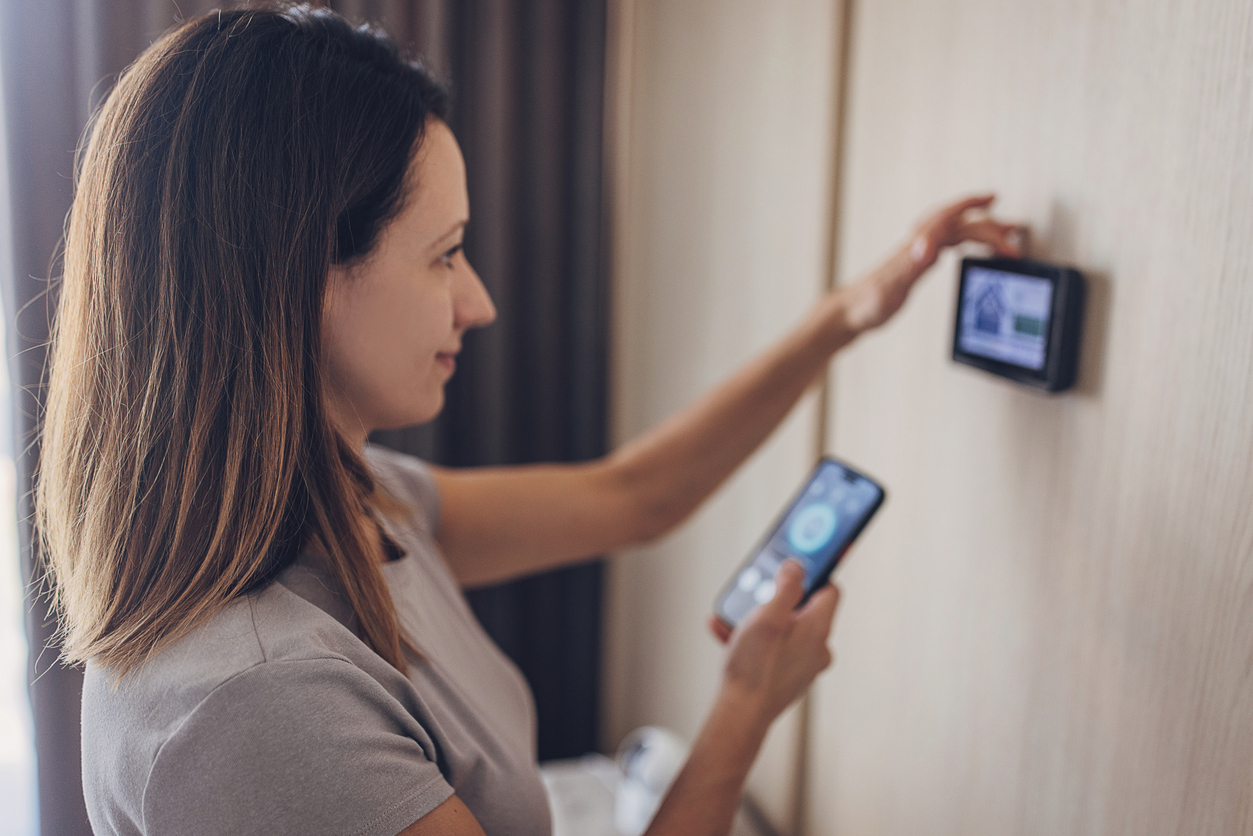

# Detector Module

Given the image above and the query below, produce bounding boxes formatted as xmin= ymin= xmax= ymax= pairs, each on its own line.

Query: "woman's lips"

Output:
xmin=435 ymin=353 xmax=457 ymax=374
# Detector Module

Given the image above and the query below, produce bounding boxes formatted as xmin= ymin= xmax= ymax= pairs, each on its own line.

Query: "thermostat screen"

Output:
xmin=957 ymin=267 xmax=1054 ymax=370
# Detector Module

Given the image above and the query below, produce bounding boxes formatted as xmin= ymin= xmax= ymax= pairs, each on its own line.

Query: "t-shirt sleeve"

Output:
xmin=142 ymin=658 xmax=455 ymax=836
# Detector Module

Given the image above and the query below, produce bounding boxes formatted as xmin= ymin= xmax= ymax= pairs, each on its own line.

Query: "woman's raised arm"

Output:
xmin=432 ymin=195 xmax=1023 ymax=588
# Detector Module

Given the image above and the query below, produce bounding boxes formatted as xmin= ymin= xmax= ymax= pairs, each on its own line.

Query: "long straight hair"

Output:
xmin=36 ymin=5 xmax=449 ymax=675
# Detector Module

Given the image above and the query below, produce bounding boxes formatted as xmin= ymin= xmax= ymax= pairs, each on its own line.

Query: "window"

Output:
xmin=0 ymin=49 xmax=38 ymax=836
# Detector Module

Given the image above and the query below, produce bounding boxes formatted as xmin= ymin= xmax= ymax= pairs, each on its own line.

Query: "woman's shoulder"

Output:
xmin=82 ymin=582 xmax=442 ymax=834
xmin=83 ymin=582 xmax=357 ymax=711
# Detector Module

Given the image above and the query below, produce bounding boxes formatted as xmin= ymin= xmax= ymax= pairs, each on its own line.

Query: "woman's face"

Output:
xmin=322 ymin=120 xmax=495 ymax=443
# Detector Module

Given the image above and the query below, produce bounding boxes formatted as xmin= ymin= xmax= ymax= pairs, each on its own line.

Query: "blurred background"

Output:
xmin=3 ymin=1 xmax=1253 ymax=836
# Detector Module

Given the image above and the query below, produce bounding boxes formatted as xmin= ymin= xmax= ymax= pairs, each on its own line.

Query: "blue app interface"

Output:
xmin=958 ymin=267 xmax=1054 ymax=370
xmin=719 ymin=462 xmax=881 ymax=625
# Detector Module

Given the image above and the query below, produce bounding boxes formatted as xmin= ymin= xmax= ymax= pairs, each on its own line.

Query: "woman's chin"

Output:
xmin=376 ymin=393 xmax=446 ymax=433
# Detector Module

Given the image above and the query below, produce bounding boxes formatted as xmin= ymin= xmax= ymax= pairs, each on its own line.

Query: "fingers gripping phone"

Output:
xmin=714 ymin=457 xmax=886 ymax=628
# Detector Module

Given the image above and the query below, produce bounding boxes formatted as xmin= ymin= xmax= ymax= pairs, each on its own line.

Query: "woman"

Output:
xmin=37 ymin=6 xmax=1023 ymax=836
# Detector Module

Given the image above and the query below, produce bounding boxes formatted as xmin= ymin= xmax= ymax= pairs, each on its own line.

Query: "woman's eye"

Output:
xmin=440 ymin=245 xmax=463 ymax=268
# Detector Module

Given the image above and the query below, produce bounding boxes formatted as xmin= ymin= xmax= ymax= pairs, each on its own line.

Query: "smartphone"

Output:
xmin=714 ymin=457 xmax=886 ymax=628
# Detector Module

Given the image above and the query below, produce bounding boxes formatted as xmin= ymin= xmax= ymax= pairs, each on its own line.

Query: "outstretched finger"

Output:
xmin=942 ymin=192 xmax=996 ymax=219
xmin=959 ymin=218 xmax=1024 ymax=255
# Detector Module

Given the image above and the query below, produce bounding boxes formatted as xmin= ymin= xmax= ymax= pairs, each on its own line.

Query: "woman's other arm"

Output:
xmin=433 ymin=195 xmax=1023 ymax=587
xmin=396 ymin=796 xmax=488 ymax=836
xmin=390 ymin=562 xmax=834 ymax=836
xmin=643 ymin=560 xmax=838 ymax=836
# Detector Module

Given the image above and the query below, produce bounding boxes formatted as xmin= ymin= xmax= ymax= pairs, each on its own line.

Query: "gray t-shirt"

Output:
xmin=81 ymin=446 xmax=552 ymax=836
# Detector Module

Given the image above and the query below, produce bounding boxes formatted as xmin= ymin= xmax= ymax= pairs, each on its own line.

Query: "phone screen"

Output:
xmin=715 ymin=458 xmax=885 ymax=627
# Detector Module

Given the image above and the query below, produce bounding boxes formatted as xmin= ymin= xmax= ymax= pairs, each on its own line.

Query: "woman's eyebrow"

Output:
xmin=427 ymin=220 xmax=467 ymax=251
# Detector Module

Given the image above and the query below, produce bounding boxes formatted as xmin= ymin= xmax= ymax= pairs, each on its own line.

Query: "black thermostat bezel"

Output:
xmin=952 ymin=257 xmax=1086 ymax=392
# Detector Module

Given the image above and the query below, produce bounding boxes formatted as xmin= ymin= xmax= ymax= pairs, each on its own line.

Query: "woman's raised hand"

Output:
xmin=839 ymin=193 xmax=1026 ymax=333
xmin=707 ymin=560 xmax=840 ymax=725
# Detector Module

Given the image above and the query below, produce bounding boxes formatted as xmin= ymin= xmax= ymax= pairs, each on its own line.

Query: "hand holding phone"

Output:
xmin=714 ymin=457 xmax=885 ymax=628
xmin=716 ymin=559 xmax=840 ymax=722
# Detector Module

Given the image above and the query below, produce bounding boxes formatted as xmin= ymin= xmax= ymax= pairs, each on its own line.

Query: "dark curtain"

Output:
xmin=0 ymin=2 xmax=607 ymax=833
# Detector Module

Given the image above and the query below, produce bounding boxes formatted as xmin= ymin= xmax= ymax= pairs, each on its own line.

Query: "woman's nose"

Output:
xmin=454 ymin=262 xmax=496 ymax=330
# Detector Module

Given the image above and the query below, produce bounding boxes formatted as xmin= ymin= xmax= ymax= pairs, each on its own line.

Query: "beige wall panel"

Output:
xmin=603 ymin=0 xmax=840 ymax=830
xmin=807 ymin=1 xmax=1253 ymax=835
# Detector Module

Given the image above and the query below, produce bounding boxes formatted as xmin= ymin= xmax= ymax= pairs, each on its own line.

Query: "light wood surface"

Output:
xmin=807 ymin=1 xmax=1253 ymax=834
xmin=603 ymin=1 xmax=841 ymax=831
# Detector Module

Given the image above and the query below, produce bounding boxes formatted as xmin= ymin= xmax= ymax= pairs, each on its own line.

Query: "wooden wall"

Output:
xmin=605 ymin=1 xmax=1253 ymax=834
xmin=807 ymin=1 xmax=1253 ymax=834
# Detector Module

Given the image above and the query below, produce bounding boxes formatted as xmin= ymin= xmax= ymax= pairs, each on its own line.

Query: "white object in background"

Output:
xmin=539 ymin=735 xmax=767 ymax=836
xmin=541 ymin=753 xmax=621 ymax=836
xmin=613 ymin=726 xmax=689 ymax=836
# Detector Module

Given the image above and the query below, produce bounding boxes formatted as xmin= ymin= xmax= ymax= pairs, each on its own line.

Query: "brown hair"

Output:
xmin=36 ymin=5 xmax=450 ymax=675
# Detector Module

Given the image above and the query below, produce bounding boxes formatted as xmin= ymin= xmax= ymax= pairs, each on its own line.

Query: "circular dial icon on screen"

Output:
xmin=737 ymin=566 xmax=762 ymax=592
xmin=787 ymin=504 xmax=838 ymax=554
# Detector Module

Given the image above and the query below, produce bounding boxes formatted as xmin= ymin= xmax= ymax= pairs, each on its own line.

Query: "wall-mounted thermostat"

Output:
xmin=952 ymin=257 xmax=1086 ymax=392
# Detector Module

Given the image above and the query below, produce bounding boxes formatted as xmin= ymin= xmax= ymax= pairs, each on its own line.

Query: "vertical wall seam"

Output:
xmin=796 ymin=0 xmax=857 ymax=833
xmin=602 ymin=0 xmax=635 ymax=454
xmin=598 ymin=0 xmax=636 ymax=755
